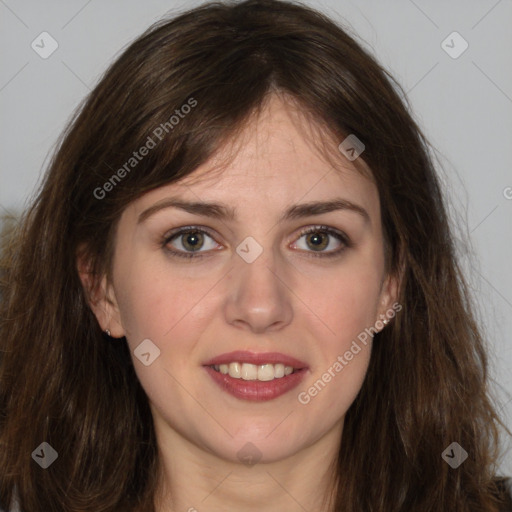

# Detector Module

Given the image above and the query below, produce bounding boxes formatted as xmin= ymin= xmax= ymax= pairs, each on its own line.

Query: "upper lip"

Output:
xmin=203 ymin=350 xmax=308 ymax=369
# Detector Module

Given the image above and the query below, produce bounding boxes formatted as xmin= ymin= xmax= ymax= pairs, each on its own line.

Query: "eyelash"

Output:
xmin=161 ymin=225 xmax=351 ymax=260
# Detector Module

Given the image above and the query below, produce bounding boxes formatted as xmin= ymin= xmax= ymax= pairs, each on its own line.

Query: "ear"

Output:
xmin=375 ymin=270 xmax=401 ymax=330
xmin=76 ymin=248 xmax=125 ymax=338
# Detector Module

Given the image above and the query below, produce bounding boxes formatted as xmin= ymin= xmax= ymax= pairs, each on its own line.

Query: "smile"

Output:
xmin=203 ymin=351 xmax=309 ymax=401
xmin=209 ymin=362 xmax=297 ymax=381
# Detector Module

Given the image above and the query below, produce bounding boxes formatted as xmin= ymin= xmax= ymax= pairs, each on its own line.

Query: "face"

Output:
xmin=83 ymin=94 xmax=397 ymax=465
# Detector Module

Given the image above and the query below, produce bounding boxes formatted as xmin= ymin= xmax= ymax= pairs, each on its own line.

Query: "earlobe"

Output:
xmin=76 ymin=252 xmax=125 ymax=338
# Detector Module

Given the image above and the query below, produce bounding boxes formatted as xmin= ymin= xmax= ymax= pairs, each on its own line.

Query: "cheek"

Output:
xmin=307 ymin=265 xmax=383 ymax=348
xmin=112 ymin=252 xmax=180 ymax=343
xmin=297 ymin=271 xmax=378 ymax=418
xmin=113 ymin=255 xmax=217 ymax=361
xmin=297 ymin=251 xmax=385 ymax=412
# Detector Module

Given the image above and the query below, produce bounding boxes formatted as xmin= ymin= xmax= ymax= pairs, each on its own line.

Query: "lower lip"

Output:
xmin=204 ymin=366 xmax=308 ymax=402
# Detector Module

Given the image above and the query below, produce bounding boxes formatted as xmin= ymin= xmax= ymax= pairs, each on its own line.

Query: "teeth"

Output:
xmin=228 ymin=362 xmax=241 ymax=378
xmin=213 ymin=362 xmax=297 ymax=381
xmin=241 ymin=362 xmax=258 ymax=380
xmin=257 ymin=363 xmax=275 ymax=381
xmin=274 ymin=363 xmax=285 ymax=378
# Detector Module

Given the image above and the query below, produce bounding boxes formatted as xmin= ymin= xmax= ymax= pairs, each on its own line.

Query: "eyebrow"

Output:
xmin=137 ymin=197 xmax=370 ymax=224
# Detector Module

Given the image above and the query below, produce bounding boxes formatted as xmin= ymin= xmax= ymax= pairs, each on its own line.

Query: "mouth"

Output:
xmin=208 ymin=362 xmax=300 ymax=381
xmin=202 ymin=351 xmax=309 ymax=401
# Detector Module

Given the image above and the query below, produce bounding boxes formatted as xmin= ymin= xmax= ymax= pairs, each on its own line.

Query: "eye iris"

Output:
xmin=306 ymin=232 xmax=328 ymax=251
xmin=174 ymin=230 xmax=335 ymax=254
xmin=182 ymin=231 xmax=204 ymax=251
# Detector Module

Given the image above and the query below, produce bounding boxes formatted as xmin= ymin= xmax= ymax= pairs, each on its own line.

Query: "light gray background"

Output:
xmin=1 ymin=0 xmax=511 ymax=474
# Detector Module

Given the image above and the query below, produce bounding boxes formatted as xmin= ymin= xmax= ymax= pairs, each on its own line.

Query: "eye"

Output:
xmin=161 ymin=224 xmax=351 ymax=260
xmin=162 ymin=226 xmax=221 ymax=259
xmin=291 ymin=225 xmax=350 ymax=258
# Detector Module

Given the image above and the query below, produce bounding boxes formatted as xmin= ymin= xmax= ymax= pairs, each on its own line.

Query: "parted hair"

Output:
xmin=1 ymin=1 xmax=510 ymax=511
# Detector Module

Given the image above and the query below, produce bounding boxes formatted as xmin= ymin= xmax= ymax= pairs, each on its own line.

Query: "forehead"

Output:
xmin=132 ymin=94 xmax=379 ymax=220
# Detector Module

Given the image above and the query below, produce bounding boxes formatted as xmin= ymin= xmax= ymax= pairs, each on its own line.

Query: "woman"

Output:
xmin=1 ymin=0 xmax=510 ymax=510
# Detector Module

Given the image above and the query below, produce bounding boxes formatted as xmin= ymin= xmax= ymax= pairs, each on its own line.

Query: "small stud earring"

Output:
xmin=105 ymin=329 xmax=111 ymax=336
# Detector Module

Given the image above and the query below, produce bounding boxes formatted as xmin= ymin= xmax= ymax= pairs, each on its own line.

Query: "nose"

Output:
xmin=223 ymin=244 xmax=294 ymax=335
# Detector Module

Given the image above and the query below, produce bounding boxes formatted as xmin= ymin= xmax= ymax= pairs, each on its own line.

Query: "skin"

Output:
xmin=81 ymin=94 xmax=398 ymax=512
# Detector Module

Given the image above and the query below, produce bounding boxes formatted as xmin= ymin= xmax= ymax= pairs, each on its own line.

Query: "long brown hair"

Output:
xmin=1 ymin=1 xmax=510 ymax=510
